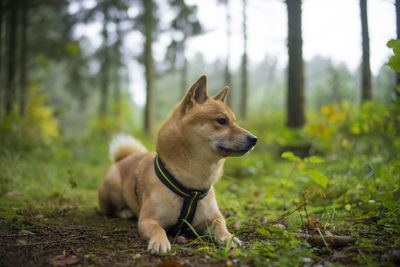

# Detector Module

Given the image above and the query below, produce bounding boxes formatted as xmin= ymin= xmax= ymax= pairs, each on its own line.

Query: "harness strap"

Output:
xmin=154 ymin=155 xmax=209 ymax=235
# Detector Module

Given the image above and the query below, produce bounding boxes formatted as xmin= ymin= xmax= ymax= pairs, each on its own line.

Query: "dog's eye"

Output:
xmin=216 ymin=118 xmax=227 ymax=125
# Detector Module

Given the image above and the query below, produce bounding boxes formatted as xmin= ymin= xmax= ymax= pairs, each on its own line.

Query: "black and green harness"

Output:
xmin=154 ymin=155 xmax=210 ymax=236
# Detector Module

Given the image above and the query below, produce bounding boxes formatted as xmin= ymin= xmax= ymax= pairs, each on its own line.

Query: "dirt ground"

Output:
xmin=0 ymin=208 xmax=230 ymax=267
xmin=1 ymin=207 xmax=399 ymax=266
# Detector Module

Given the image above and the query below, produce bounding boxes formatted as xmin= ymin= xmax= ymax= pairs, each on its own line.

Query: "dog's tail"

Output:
xmin=109 ymin=133 xmax=147 ymax=163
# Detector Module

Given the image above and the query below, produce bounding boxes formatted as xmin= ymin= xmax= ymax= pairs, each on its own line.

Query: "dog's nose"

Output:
xmin=247 ymin=134 xmax=258 ymax=146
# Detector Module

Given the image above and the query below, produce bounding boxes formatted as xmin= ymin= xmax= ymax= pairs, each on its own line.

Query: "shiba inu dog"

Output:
xmin=98 ymin=75 xmax=257 ymax=255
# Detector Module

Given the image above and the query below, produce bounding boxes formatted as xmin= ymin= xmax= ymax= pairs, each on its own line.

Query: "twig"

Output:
xmin=316 ymin=228 xmax=329 ymax=248
xmin=268 ymin=202 xmax=307 ymax=225
xmin=358 ymin=248 xmax=370 ymax=266
xmin=293 ymin=233 xmax=355 ymax=248
xmin=302 ymin=194 xmax=310 ymax=228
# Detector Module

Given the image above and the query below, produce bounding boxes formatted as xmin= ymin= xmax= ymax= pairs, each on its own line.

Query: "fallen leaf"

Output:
xmin=309 ymin=217 xmax=324 ymax=230
xmin=132 ymin=253 xmax=141 ymax=260
xmin=48 ymin=255 xmax=79 ymax=266
xmin=157 ymin=259 xmax=182 ymax=267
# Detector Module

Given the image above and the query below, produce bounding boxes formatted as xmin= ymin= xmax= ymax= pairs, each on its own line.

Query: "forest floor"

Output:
xmin=1 ymin=107 xmax=400 ymax=266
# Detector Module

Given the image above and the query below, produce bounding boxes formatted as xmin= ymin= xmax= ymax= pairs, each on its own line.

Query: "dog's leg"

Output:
xmin=98 ymin=182 xmax=114 ymax=215
xmin=99 ymin=164 xmax=128 ymax=216
xmin=138 ymin=217 xmax=171 ymax=254
xmin=211 ymin=213 xmax=242 ymax=247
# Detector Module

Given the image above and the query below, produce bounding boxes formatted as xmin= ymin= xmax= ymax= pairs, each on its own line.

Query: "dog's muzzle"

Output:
xmin=215 ymin=134 xmax=258 ymax=156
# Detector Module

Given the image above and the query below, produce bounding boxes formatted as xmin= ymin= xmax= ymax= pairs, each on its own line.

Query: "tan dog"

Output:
xmin=98 ymin=75 xmax=257 ymax=255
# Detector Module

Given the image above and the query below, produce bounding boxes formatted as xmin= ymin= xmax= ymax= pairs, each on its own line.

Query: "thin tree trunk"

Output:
xmin=396 ymin=0 xmax=400 ymax=98
xmin=286 ymin=0 xmax=305 ymax=128
xmin=5 ymin=0 xmax=18 ymax=116
xmin=360 ymin=0 xmax=372 ymax=102
xmin=329 ymin=64 xmax=342 ymax=104
xmin=114 ymin=18 xmax=122 ymax=116
xmin=99 ymin=2 xmax=109 ymax=117
xmin=143 ymin=0 xmax=155 ymax=135
xmin=0 ymin=0 xmax=4 ymax=119
xmin=19 ymin=0 xmax=27 ymax=116
xmin=240 ymin=0 xmax=248 ymax=119
xmin=225 ymin=0 xmax=232 ymax=107
xmin=114 ymin=66 xmax=120 ymax=114
xmin=181 ymin=19 xmax=188 ymax=97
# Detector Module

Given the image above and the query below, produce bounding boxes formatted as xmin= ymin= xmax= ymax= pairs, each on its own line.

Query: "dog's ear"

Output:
xmin=182 ymin=75 xmax=208 ymax=111
xmin=213 ymin=86 xmax=229 ymax=103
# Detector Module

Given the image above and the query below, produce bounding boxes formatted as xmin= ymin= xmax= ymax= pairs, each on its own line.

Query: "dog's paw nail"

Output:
xmin=215 ymin=235 xmax=242 ymax=247
xmin=147 ymin=239 xmax=171 ymax=255
xmin=232 ymin=237 xmax=242 ymax=247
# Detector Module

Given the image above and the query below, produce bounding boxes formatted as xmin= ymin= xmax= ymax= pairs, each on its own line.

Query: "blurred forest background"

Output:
xmin=1 ymin=0 xmax=400 ymax=266
xmin=0 ymin=0 xmax=397 ymax=137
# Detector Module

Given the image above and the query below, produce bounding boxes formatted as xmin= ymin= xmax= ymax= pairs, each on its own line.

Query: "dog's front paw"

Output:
xmin=147 ymin=235 xmax=171 ymax=255
xmin=215 ymin=234 xmax=242 ymax=247
xmin=116 ymin=209 xmax=135 ymax=219
xmin=232 ymin=236 xmax=242 ymax=247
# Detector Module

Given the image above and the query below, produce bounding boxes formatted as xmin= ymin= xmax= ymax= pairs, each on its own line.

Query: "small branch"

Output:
xmin=268 ymin=202 xmax=307 ymax=225
xmin=316 ymin=228 xmax=329 ymax=248
xmin=302 ymin=194 xmax=310 ymax=228
xmin=293 ymin=233 xmax=355 ymax=248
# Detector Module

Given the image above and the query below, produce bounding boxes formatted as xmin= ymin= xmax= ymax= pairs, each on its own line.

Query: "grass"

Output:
xmin=0 ymin=102 xmax=400 ymax=266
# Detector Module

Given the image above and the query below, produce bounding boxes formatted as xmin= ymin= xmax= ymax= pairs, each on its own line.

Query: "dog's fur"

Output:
xmin=98 ymin=75 xmax=257 ymax=254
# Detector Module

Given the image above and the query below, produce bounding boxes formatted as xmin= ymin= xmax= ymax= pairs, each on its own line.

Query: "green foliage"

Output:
xmin=387 ymin=39 xmax=400 ymax=72
xmin=0 ymin=83 xmax=59 ymax=144
xmin=281 ymin=152 xmax=328 ymax=188
xmin=1 ymin=99 xmax=400 ymax=265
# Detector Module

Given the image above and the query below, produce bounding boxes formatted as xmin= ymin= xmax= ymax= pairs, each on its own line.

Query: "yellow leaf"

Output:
xmin=344 ymin=204 xmax=351 ymax=211
xmin=132 ymin=254 xmax=141 ymax=260
xmin=298 ymin=162 xmax=305 ymax=170
xmin=341 ymin=139 xmax=349 ymax=147
xmin=321 ymin=105 xmax=334 ymax=116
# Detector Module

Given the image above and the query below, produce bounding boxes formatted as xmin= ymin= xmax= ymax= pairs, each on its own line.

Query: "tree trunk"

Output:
xmin=181 ymin=19 xmax=188 ymax=97
xmin=114 ymin=18 xmax=122 ymax=116
xmin=19 ymin=0 xmax=27 ymax=116
xmin=396 ymin=0 xmax=400 ymax=98
xmin=143 ymin=0 xmax=155 ymax=135
xmin=99 ymin=2 xmax=109 ymax=117
xmin=0 ymin=0 xmax=4 ymax=119
xmin=114 ymin=66 xmax=120 ymax=115
xmin=225 ymin=0 xmax=232 ymax=107
xmin=329 ymin=63 xmax=342 ymax=104
xmin=240 ymin=0 xmax=248 ymax=120
xmin=5 ymin=0 xmax=18 ymax=116
xmin=286 ymin=0 xmax=305 ymax=128
xmin=360 ymin=0 xmax=372 ymax=102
